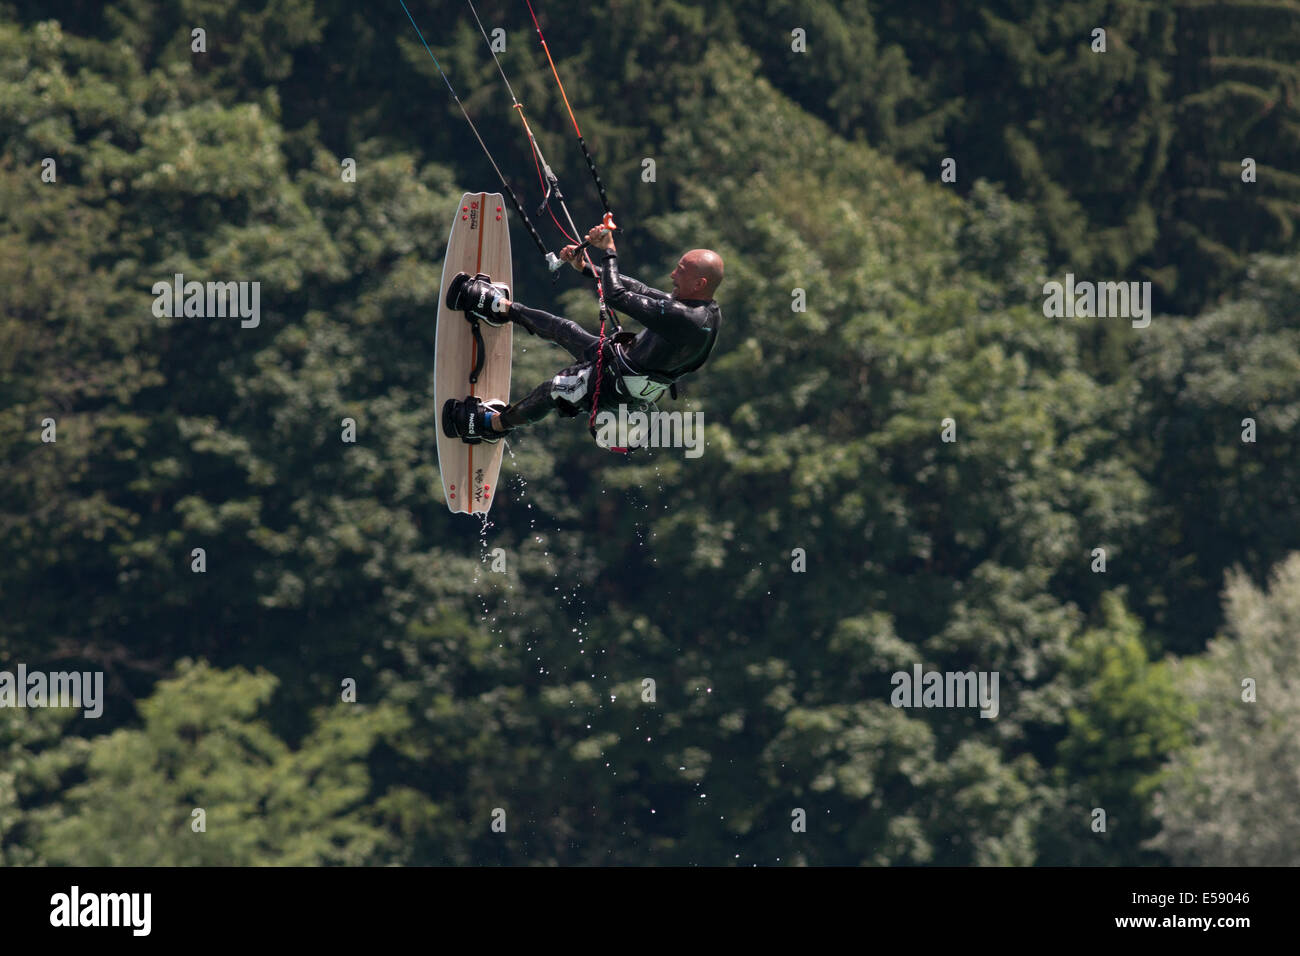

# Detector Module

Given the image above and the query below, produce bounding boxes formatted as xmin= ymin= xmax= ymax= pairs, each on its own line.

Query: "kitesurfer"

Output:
xmin=443 ymin=223 xmax=723 ymax=444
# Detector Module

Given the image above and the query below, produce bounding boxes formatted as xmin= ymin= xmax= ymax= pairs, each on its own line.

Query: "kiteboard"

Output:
xmin=434 ymin=191 xmax=513 ymax=515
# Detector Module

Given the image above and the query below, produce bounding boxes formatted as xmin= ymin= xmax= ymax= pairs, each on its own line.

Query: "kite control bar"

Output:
xmin=546 ymin=213 xmax=618 ymax=272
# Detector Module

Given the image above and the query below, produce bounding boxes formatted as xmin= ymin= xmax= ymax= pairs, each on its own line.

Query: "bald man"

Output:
xmin=443 ymin=223 xmax=723 ymax=444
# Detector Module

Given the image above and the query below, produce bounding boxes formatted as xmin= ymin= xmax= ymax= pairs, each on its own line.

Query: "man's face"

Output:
xmin=671 ymin=257 xmax=693 ymax=299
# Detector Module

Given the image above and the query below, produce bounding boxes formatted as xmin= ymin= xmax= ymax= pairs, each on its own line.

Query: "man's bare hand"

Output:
xmin=586 ymin=224 xmax=615 ymax=252
xmin=559 ymin=244 xmax=586 ymax=271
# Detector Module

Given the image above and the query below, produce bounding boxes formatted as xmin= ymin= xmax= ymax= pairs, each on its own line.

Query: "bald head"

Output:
xmin=670 ymin=249 xmax=724 ymax=301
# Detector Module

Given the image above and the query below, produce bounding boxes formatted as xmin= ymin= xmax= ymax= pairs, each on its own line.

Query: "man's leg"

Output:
xmin=483 ymin=306 xmax=604 ymax=434
xmin=445 ymin=284 xmax=609 ymax=439
xmin=508 ymin=302 xmax=601 ymax=361
xmin=490 ymin=357 xmax=611 ymax=433
xmin=449 ymin=276 xmax=599 ymax=360
xmin=491 ymin=378 xmax=562 ymax=431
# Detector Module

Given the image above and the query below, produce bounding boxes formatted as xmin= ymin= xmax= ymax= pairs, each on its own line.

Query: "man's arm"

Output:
xmin=600 ymin=250 xmax=706 ymax=341
xmin=565 ymin=225 xmax=706 ymax=340
xmin=574 ymin=256 xmax=668 ymax=301
xmin=563 ymin=235 xmax=670 ymax=301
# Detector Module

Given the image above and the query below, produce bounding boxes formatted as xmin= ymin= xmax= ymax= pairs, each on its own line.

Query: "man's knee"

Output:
xmin=506 ymin=302 xmax=544 ymax=337
xmin=549 ymin=363 xmax=593 ymax=409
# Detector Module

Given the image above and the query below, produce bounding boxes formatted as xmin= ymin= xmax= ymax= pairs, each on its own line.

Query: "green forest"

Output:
xmin=2 ymin=0 xmax=1299 ymax=865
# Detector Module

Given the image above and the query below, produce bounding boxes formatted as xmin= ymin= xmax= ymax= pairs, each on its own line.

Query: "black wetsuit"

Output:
xmin=498 ymin=249 xmax=720 ymax=429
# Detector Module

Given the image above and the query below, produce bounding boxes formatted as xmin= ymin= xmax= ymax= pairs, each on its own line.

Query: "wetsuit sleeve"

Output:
xmin=606 ymin=267 xmax=672 ymax=301
xmin=600 ymin=251 xmax=704 ymax=340
xmin=579 ymin=260 xmax=668 ymax=302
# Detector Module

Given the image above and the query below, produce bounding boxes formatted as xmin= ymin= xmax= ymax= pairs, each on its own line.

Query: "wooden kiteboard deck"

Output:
xmin=434 ymin=192 xmax=513 ymax=515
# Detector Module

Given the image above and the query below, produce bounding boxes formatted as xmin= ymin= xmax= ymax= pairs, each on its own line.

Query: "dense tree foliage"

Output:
xmin=1148 ymin=555 xmax=1300 ymax=866
xmin=1 ymin=0 xmax=1296 ymax=865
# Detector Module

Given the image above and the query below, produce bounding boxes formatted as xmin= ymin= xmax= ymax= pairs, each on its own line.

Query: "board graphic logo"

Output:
xmin=474 ymin=467 xmax=486 ymax=503
xmin=469 ymin=203 xmax=479 ymax=230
